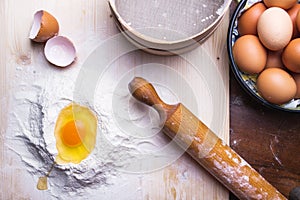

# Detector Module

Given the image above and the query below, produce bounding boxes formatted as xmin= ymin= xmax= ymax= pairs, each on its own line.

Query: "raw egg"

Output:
xmin=257 ymin=68 xmax=297 ymax=104
xmin=29 ymin=10 xmax=59 ymax=42
xmin=238 ymin=2 xmax=266 ymax=36
xmin=54 ymin=103 xmax=97 ymax=164
xmin=233 ymin=35 xmax=267 ymax=74
xmin=263 ymin=0 xmax=297 ymax=10
xmin=282 ymin=38 xmax=300 ymax=73
xmin=257 ymin=7 xmax=293 ymax=51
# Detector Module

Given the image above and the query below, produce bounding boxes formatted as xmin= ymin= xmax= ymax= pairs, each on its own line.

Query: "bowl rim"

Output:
xmin=227 ymin=0 xmax=300 ymax=113
xmin=109 ymin=0 xmax=232 ymax=49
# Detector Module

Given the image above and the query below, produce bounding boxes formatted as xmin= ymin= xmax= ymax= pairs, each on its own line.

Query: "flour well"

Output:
xmin=6 ymin=59 xmax=122 ymax=198
xmin=4 ymin=26 xmax=225 ymax=198
xmin=6 ymin=45 xmax=199 ymax=199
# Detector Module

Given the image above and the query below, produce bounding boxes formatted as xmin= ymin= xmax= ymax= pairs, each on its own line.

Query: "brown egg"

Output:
xmin=238 ymin=3 xmax=266 ymax=36
xmin=29 ymin=10 xmax=59 ymax=42
xmin=258 ymin=7 xmax=293 ymax=51
xmin=263 ymin=0 xmax=297 ymax=10
xmin=233 ymin=35 xmax=267 ymax=74
xmin=296 ymin=10 xmax=300 ymax=32
xmin=282 ymin=38 xmax=300 ymax=73
xmin=291 ymin=73 xmax=300 ymax=98
xmin=265 ymin=50 xmax=285 ymax=69
xmin=257 ymin=68 xmax=297 ymax=104
xmin=288 ymin=4 xmax=300 ymax=38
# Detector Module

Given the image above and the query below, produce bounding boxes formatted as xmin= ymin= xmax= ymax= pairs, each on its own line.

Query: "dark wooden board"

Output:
xmin=230 ymin=69 xmax=300 ymax=198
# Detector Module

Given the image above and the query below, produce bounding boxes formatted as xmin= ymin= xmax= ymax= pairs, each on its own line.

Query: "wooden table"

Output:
xmin=229 ymin=2 xmax=300 ymax=199
xmin=0 ymin=0 xmax=230 ymax=199
xmin=230 ymin=71 xmax=300 ymax=199
xmin=2 ymin=1 xmax=297 ymax=199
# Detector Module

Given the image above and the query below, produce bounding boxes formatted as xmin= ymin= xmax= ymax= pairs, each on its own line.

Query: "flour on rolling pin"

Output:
xmin=129 ymin=77 xmax=287 ymax=200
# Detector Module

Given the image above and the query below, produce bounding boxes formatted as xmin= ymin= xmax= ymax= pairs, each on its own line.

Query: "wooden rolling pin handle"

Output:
xmin=128 ymin=77 xmax=165 ymax=107
xmin=128 ymin=77 xmax=178 ymax=119
xmin=129 ymin=77 xmax=287 ymax=200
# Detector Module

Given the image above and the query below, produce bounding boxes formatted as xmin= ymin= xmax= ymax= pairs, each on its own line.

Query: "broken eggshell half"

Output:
xmin=29 ymin=10 xmax=59 ymax=42
xmin=44 ymin=36 xmax=76 ymax=67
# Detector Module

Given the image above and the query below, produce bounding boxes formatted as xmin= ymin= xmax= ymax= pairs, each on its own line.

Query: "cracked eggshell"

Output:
xmin=44 ymin=36 xmax=76 ymax=67
xmin=29 ymin=10 xmax=59 ymax=42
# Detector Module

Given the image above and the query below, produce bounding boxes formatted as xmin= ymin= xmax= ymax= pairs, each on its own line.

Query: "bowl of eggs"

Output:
xmin=228 ymin=0 xmax=300 ymax=112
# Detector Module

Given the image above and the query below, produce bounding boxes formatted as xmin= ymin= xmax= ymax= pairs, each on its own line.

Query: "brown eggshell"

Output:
xmin=265 ymin=50 xmax=285 ymax=69
xmin=288 ymin=3 xmax=300 ymax=38
xmin=257 ymin=7 xmax=293 ymax=51
xmin=238 ymin=3 xmax=266 ymax=36
xmin=257 ymin=68 xmax=297 ymax=104
xmin=291 ymin=73 xmax=300 ymax=98
xmin=263 ymin=0 xmax=297 ymax=10
xmin=282 ymin=38 xmax=300 ymax=73
xmin=29 ymin=10 xmax=59 ymax=42
xmin=233 ymin=35 xmax=267 ymax=74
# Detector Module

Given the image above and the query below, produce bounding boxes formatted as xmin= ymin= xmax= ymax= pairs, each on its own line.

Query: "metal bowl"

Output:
xmin=228 ymin=0 xmax=300 ymax=112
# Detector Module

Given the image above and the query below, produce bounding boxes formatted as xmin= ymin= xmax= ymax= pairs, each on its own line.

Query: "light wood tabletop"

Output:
xmin=0 ymin=0 xmax=230 ymax=199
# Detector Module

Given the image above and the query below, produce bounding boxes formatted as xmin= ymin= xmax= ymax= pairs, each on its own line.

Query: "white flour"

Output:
xmin=6 ymin=53 xmax=121 ymax=198
xmin=5 ymin=28 xmax=225 ymax=199
xmin=5 ymin=40 xmax=190 ymax=199
xmin=1 ymin=0 xmax=229 ymax=198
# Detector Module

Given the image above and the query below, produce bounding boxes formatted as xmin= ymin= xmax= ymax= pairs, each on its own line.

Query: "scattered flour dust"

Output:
xmin=6 ymin=42 xmax=183 ymax=199
xmin=7 ymin=63 xmax=113 ymax=198
xmin=5 ymin=50 xmax=162 ymax=199
xmin=6 ymin=34 xmax=206 ymax=199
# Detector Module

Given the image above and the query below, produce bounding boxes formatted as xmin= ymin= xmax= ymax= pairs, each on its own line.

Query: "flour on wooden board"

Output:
xmin=5 ymin=46 xmax=189 ymax=199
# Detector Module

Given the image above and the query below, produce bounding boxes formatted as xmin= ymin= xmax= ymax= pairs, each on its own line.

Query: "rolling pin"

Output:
xmin=128 ymin=77 xmax=287 ymax=200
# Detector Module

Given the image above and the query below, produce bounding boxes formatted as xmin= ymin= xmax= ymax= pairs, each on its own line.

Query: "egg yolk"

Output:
xmin=61 ymin=120 xmax=86 ymax=147
xmin=54 ymin=103 xmax=97 ymax=164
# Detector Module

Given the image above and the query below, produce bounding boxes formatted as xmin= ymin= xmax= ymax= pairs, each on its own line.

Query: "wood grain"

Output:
xmin=139 ymin=11 xmax=231 ymax=200
xmin=229 ymin=2 xmax=300 ymax=199
xmin=230 ymin=71 xmax=300 ymax=198
xmin=0 ymin=0 xmax=230 ymax=199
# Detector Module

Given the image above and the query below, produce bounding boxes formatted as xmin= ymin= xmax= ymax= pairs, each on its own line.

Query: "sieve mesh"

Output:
xmin=115 ymin=0 xmax=225 ymax=41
